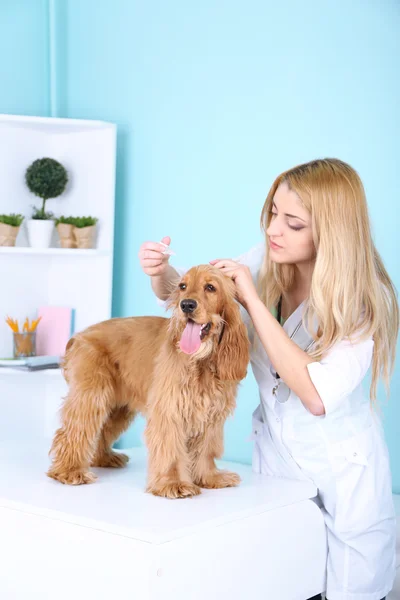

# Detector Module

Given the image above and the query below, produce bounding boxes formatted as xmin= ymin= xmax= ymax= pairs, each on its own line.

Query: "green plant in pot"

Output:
xmin=73 ymin=216 xmax=99 ymax=249
xmin=25 ymin=158 xmax=68 ymax=248
xmin=0 ymin=214 xmax=24 ymax=247
xmin=55 ymin=216 xmax=77 ymax=249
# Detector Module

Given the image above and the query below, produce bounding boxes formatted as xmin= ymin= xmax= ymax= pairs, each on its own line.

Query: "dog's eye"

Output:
xmin=205 ymin=284 xmax=216 ymax=292
xmin=179 ymin=283 xmax=187 ymax=290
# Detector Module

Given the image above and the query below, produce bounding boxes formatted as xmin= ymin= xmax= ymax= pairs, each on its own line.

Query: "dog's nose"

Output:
xmin=180 ymin=299 xmax=197 ymax=313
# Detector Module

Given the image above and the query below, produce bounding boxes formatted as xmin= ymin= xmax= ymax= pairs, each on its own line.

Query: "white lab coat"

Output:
xmin=159 ymin=243 xmax=396 ymax=600
xmin=237 ymin=243 xmax=396 ymax=600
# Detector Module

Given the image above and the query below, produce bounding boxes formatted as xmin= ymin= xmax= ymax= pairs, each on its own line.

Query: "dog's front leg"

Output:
xmin=145 ymin=409 xmax=201 ymax=499
xmin=191 ymin=420 xmax=241 ymax=489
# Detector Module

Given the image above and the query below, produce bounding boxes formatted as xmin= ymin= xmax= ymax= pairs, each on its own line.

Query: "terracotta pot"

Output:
xmin=73 ymin=225 xmax=96 ymax=249
xmin=56 ymin=223 xmax=77 ymax=248
xmin=0 ymin=223 xmax=20 ymax=247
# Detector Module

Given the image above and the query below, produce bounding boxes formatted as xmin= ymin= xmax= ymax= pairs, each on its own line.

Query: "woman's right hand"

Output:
xmin=138 ymin=235 xmax=172 ymax=277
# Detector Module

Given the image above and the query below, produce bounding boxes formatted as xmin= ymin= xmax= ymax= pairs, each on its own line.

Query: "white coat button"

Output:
xmin=254 ymin=429 xmax=258 ymax=435
xmin=276 ymin=418 xmax=280 ymax=423
xmin=353 ymin=452 xmax=357 ymax=457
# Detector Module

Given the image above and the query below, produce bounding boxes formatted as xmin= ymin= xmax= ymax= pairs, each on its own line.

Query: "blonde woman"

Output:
xmin=138 ymin=158 xmax=399 ymax=600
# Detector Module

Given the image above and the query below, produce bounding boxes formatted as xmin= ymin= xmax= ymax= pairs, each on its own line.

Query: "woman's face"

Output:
xmin=266 ymin=181 xmax=315 ymax=265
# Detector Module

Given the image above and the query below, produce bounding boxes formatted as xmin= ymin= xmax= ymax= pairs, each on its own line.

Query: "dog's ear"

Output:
xmin=164 ymin=280 xmax=181 ymax=311
xmin=215 ymin=297 xmax=250 ymax=381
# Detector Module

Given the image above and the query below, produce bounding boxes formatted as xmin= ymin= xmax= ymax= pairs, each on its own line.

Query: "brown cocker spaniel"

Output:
xmin=47 ymin=265 xmax=250 ymax=498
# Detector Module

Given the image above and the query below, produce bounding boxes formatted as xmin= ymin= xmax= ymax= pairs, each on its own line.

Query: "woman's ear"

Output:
xmin=215 ymin=297 xmax=250 ymax=381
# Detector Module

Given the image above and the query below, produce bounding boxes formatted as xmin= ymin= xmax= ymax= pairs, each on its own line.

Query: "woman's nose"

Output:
xmin=266 ymin=216 xmax=282 ymax=237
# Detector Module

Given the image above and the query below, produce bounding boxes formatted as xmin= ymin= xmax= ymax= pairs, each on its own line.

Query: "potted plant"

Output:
xmin=25 ymin=158 xmax=68 ymax=248
xmin=73 ymin=216 xmax=98 ymax=249
xmin=55 ymin=216 xmax=77 ymax=248
xmin=0 ymin=214 xmax=24 ymax=247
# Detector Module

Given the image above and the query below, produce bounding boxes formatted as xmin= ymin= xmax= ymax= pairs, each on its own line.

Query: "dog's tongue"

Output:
xmin=179 ymin=321 xmax=202 ymax=354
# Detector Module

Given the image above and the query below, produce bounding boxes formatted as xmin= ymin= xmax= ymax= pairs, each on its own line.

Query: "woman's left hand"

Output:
xmin=209 ymin=258 xmax=259 ymax=309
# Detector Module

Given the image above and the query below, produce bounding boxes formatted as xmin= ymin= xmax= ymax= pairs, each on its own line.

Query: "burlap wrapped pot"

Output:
xmin=0 ymin=223 xmax=20 ymax=247
xmin=56 ymin=223 xmax=77 ymax=248
xmin=73 ymin=225 xmax=96 ymax=249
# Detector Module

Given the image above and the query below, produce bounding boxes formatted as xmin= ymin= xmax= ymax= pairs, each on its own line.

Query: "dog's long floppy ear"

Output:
xmin=215 ymin=296 xmax=250 ymax=381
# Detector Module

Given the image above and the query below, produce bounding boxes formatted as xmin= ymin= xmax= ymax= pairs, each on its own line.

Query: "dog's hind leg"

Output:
xmin=91 ymin=405 xmax=136 ymax=468
xmin=47 ymin=380 xmax=115 ymax=485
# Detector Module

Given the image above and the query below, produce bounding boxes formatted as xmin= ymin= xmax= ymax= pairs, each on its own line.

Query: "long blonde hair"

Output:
xmin=258 ymin=158 xmax=399 ymax=401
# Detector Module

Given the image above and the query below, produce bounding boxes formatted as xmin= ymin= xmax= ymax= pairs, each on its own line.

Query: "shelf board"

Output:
xmin=0 ymin=367 xmax=62 ymax=376
xmin=0 ymin=247 xmax=110 ymax=257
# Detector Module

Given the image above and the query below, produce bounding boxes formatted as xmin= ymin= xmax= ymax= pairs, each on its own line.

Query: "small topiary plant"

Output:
xmin=0 ymin=213 xmax=24 ymax=227
xmin=25 ymin=158 xmax=68 ymax=220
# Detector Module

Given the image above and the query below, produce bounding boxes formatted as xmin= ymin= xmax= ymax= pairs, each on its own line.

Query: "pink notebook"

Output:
xmin=36 ymin=306 xmax=75 ymax=356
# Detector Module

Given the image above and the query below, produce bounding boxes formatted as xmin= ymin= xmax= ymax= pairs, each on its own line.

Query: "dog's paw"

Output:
xmin=91 ymin=451 xmax=129 ymax=468
xmin=196 ymin=470 xmax=241 ymax=489
xmin=47 ymin=468 xmax=97 ymax=486
xmin=147 ymin=481 xmax=201 ymax=499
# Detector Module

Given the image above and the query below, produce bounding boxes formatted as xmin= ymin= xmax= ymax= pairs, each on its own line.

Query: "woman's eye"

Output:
xmin=205 ymin=284 xmax=216 ymax=292
xmin=288 ymin=225 xmax=304 ymax=231
xmin=179 ymin=283 xmax=186 ymax=290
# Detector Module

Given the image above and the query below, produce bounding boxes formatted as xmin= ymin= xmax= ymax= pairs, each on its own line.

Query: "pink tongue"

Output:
xmin=179 ymin=321 xmax=203 ymax=354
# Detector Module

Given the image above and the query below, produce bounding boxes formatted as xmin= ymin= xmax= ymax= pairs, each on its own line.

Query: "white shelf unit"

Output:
xmin=0 ymin=114 xmax=117 ymax=429
xmin=0 ymin=247 xmax=110 ymax=256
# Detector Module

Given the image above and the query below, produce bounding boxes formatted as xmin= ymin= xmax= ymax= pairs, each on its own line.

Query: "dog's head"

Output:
xmin=167 ymin=265 xmax=250 ymax=381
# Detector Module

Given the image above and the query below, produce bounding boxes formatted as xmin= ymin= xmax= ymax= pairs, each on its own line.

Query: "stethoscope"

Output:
xmin=270 ymin=297 xmax=315 ymax=404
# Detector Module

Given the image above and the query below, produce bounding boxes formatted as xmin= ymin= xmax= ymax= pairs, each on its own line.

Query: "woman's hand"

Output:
xmin=138 ymin=236 xmax=171 ymax=277
xmin=209 ymin=258 xmax=259 ymax=309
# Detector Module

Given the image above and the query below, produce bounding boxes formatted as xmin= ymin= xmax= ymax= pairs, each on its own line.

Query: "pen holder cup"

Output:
xmin=13 ymin=332 xmax=36 ymax=358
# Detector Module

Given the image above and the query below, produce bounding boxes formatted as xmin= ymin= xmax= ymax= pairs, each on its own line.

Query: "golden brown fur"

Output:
xmin=47 ymin=265 xmax=250 ymax=498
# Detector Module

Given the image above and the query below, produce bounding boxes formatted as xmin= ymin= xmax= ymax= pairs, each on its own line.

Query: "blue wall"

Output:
xmin=2 ymin=0 xmax=399 ymax=490
xmin=0 ymin=1 xmax=49 ymax=116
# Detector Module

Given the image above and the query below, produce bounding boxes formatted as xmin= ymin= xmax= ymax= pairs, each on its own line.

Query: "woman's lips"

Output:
xmin=269 ymin=240 xmax=283 ymax=250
